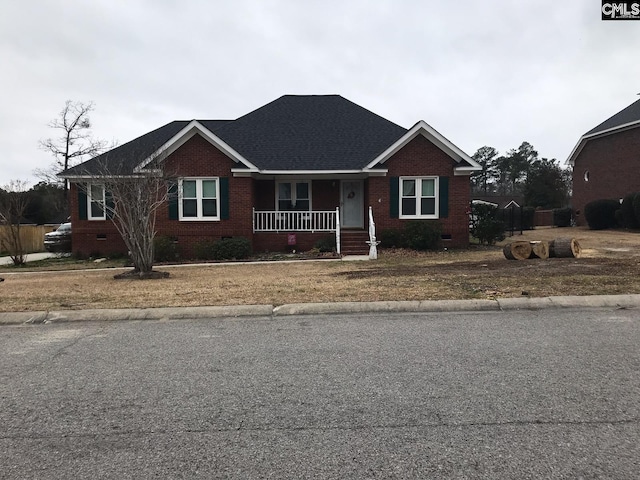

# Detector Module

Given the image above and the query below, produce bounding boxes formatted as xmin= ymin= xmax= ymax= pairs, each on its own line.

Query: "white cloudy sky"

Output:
xmin=1 ymin=0 xmax=639 ymax=186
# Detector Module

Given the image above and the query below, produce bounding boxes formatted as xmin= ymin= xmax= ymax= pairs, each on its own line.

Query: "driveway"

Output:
xmin=0 ymin=252 xmax=57 ymax=265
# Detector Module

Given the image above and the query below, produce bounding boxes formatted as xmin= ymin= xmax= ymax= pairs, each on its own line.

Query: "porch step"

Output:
xmin=340 ymin=230 xmax=370 ymax=256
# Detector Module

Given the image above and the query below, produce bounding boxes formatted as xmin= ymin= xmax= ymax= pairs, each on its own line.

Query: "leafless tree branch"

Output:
xmin=77 ymin=151 xmax=174 ymax=277
xmin=0 ymin=180 xmax=30 ymax=265
xmin=37 ymin=100 xmax=110 ymax=203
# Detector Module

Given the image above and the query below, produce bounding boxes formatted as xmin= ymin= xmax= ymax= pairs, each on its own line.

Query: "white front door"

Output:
xmin=341 ymin=180 xmax=364 ymax=228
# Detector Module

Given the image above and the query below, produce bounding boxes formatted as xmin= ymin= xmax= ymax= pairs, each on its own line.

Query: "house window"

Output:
xmin=399 ymin=177 xmax=438 ymax=218
xmin=179 ymin=178 xmax=219 ymax=220
xmin=277 ymin=181 xmax=311 ymax=211
xmin=88 ymin=183 xmax=106 ymax=220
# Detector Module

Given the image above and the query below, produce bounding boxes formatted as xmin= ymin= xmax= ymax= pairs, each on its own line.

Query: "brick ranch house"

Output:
xmin=60 ymin=95 xmax=481 ymax=257
xmin=567 ymin=97 xmax=640 ymax=226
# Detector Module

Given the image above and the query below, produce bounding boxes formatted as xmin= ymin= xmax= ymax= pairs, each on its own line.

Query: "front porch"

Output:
xmin=252 ymin=208 xmax=376 ymax=256
xmin=249 ymin=176 xmax=374 ymax=255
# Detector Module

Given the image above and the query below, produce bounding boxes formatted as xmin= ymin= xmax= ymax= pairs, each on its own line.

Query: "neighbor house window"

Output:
xmin=88 ymin=183 xmax=106 ymax=220
xmin=399 ymin=177 xmax=438 ymax=218
xmin=277 ymin=181 xmax=310 ymax=211
xmin=179 ymin=178 xmax=219 ymax=220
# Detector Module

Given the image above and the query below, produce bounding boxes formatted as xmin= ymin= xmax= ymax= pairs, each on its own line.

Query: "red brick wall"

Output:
xmin=571 ymin=127 xmax=640 ymax=226
xmin=368 ymin=135 xmax=471 ymax=247
xmin=70 ymin=134 xmax=254 ymax=258
xmin=68 ymin=182 xmax=126 ymax=257
xmin=255 ymin=180 xmax=275 ymax=210
xmin=253 ymin=232 xmax=334 ymax=252
xmin=312 ymin=180 xmax=340 ymax=210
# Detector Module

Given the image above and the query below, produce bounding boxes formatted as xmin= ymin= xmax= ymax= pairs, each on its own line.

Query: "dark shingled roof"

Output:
xmin=585 ymin=98 xmax=640 ymax=136
xmin=62 ymin=95 xmax=407 ymax=176
xmin=63 ymin=121 xmax=187 ymax=176
xmin=210 ymin=95 xmax=407 ymax=170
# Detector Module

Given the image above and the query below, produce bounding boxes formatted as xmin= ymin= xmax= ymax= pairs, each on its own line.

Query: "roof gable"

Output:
xmin=567 ymin=98 xmax=640 ymax=166
xmin=61 ymin=121 xmax=189 ymax=177
xmin=365 ymin=120 xmax=481 ymax=173
xmin=133 ymin=120 xmax=258 ymax=173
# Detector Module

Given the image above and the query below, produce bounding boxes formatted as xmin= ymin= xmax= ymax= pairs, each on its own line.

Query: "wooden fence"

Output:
xmin=533 ymin=209 xmax=554 ymax=227
xmin=0 ymin=225 xmax=58 ymax=254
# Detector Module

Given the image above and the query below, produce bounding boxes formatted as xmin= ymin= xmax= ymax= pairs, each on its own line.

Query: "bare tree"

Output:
xmin=0 ymin=180 xmax=30 ymax=266
xmin=38 ymin=101 xmax=109 ymax=201
xmin=77 ymin=153 xmax=172 ymax=278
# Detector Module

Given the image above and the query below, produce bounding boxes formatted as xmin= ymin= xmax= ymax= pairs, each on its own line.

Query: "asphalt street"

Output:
xmin=1 ymin=309 xmax=639 ymax=478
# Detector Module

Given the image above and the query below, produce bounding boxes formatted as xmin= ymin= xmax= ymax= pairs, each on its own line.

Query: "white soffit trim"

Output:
xmin=133 ymin=120 xmax=259 ymax=172
xmin=364 ymin=120 xmax=482 ymax=171
xmin=565 ymin=119 xmax=640 ymax=166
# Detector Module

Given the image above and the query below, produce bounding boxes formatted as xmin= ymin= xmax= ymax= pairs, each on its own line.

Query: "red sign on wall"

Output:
xmin=287 ymin=233 xmax=297 ymax=246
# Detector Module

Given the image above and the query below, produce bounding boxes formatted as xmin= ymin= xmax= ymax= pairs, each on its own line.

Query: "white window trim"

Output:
xmin=399 ymin=176 xmax=439 ymax=219
xmin=275 ymin=180 xmax=312 ymax=211
xmin=87 ymin=183 xmax=106 ymax=221
xmin=178 ymin=178 xmax=220 ymax=221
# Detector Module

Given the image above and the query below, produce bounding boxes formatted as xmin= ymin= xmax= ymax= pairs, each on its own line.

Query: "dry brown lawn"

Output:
xmin=1 ymin=227 xmax=640 ymax=312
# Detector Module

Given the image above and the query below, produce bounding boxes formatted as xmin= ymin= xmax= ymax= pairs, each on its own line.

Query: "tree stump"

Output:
xmin=549 ymin=238 xmax=581 ymax=258
xmin=529 ymin=241 xmax=549 ymax=259
xmin=503 ymin=241 xmax=532 ymax=260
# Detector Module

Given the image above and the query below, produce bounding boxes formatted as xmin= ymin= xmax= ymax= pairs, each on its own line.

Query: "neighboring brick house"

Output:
xmin=567 ymin=98 xmax=640 ymax=226
xmin=60 ymin=95 xmax=481 ymax=257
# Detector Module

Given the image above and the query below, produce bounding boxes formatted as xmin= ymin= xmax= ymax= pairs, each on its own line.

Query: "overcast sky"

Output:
xmin=1 ymin=0 xmax=639 ymax=186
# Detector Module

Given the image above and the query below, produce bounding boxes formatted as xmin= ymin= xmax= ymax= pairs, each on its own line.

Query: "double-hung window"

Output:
xmin=277 ymin=181 xmax=310 ymax=211
xmin=88 ymin=183 xmax=106 ymax=220
xmin=179 ymin=178 xmax=219 ymax=220
xmin=400 ymin=177 xmax=438 ymax=218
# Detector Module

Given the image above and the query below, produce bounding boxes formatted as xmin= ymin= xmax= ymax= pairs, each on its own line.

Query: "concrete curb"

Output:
xmin=0 ymin=305 xmax=273 ymax=325
xmin=497 ymin=294 xmax=640 ymax=311
xmin=273 ymin=299 xmax=499 ymax=316
xmin=1 ymin=294 xmax=639 ymax=326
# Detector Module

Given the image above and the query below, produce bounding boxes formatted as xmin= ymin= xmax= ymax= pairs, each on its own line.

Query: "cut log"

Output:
xmin=549 ymin=238 xmax=581 ymax=258
xmin=528 ymin=241 xmax=549 ymax=260
xmin=503 ymin=241 xmax=532 ymax=260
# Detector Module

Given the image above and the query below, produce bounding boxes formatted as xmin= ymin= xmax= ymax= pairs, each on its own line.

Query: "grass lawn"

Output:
xmin=1 ymin=227 xmax=640 ymax=312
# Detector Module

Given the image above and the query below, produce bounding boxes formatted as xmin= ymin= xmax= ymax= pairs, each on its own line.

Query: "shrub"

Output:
xmin=154 ymin=235 xmax=179 ymax=262
xmin=379 ymin=222 xmax=442 ymax=251
xmin=313 ymin=236 xmax=336 ymax=253
xmin=379 ymin=228 xmax=405 ymax=248
xmin=584 ymin=199 xmax=620 ymax=230
xmin=552 ymin=207 xmax=572 ymax=227
xmin=194 ymin=240 xmax=216 ymax=260
xmin=403 ymin=220 xmax=442 ymax=251
xmin=620 ymin=193 xmax=640 ymax=229
xmin=470 ymin=203 xmax=505 ymax=245
xmin=195 ymin=237 xmax=252 ymax=260
xmin=632 ymin=194 xmax=640 ymax=227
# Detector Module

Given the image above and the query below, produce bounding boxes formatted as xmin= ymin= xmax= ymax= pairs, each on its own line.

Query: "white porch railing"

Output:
xmin=253 ymin=208 xmax=339 ymax=233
